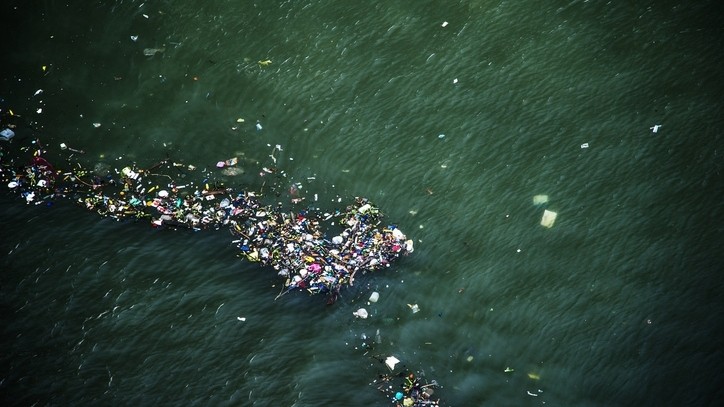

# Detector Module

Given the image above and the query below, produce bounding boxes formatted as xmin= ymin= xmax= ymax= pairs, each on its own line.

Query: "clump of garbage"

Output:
xmin=0 ymin=137 xmax=414 ymax=303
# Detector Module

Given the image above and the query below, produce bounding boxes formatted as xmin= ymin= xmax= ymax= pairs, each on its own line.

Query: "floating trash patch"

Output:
xmin=0 ymin=138 xmax=413 ymax=304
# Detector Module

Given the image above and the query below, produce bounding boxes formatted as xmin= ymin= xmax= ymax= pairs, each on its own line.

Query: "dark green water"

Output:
xmin=2 ymin=1 xmax=722 ymax=405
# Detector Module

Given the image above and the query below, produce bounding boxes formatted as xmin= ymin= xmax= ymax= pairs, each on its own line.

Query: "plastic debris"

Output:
xmin=143 ymin=47 xmax=165 ymax=56
xmin=532 ymin=194 xmax=548 ymax=206
xmin=1 ymin=128 xmax=15 ymax=141
xmin=236 ymin=316 xmax=246 ymax=321
xmin=1 ymin=137 xmax=413 ymax=304
xmin=369 ymin=291 xmax=379 ymax=303
xmin=540 ymin=209 xmax=557 ymax=228
xmin=255 ymin=122 xmax=263 ymax=131
xmin=374 ymin=370 xmax=441 ymax=406
xmin=130 ymin=35 xmax=138 ymax=42
xmin=407 ymin=303 xmax=420 ymax=313
xmin=580 ymin=142 xmax=589 ymax=148
xmin=353 ymin=308 xmax=369 ymax=319
xmin=385 ymin=356 xmax=400 ymax=370
xmin=527 ymin=372 xmax=541 ymax=380
xmin=92 ymin=123 xmax=101 ymax=128
xmin=33 ymin=89 xmax=43 ymax=97
xmin=504 ymin=367 xmax=514 ymax=373
xmin=650 ymin=124 xmax=662 ymax=133
xmin=441 ymin=21 xmax=449 ymax=27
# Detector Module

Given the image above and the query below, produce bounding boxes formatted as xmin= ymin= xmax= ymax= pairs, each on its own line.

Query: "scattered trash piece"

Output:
xmin=236 ymin=118 xmax=245 ymax=123
xmin=92 ymin=123 xmax=101 ymax=128
xmin=385 ymin=356 xmax=400 ymax=370
xmin=504 ymin=367 xmax=514 ymax=373
xmin=258 ymin=59 xmax=272 ymax=67
xmin=532 ymin=194 xmax=548 ymax=206
xmin=407 ymin=304 xmax=420 ymax=313
xmin=8 ymin=181 xmax=19 ymax=188
xmin=33 ymin=89 xmax=43 ymax=97
xmin=466 ymin=355 xmax=474 ymax=362
xmin=236 ymin=316 xmax=246 ymax=322
xmin=540 ymin=209 xmax=557 ymax=228
xmin=527 ymin=372 xmax=540 ymax=380
xmin=650 ymin=124 xmax=662 ymax=133
xmin=142 ymin=14 xmax=149 ymax=19
xmin=130 ymin=35 xmax=138 ymax=42
xmin=36 ymin=108 xmax=43 ymax=114
xmin=453 ymin=78 xmax=458 ymax=84
xmin=369 ymin=291 xmax=379 ymax=303
xmin=438 ymin=134 xmax=445 ymax=139
xmin=580 ymin=142 xmax=589 ymax=149
xmin=255 ymin=122 xmax=263 ymax=131
xmin=441 ymin=21 xmax=449 ymax=27
xmin=1 ymin=128 xmax=15 ymax=141
xmin=527 ymin=391 xmax=539 ymax=397
xmin=353 ymin=308 xmax=369 ymax=319
xmin=143 ymin=47 xmax=165 ymax=56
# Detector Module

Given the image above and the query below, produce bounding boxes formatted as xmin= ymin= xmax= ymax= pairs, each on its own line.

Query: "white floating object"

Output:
xmin=236 ymin=316 xmax=246 ymax=321
xmin=532 ymin=195 xmax=549 ymax=205
xmin=407 ymin=303 xmax=420 ymax=313
xmin=142 ymin=14 xmax=149 ymax=18
xmin=650 ymin=124 xmax=662 ymax=133
xmin=36 ymin=108 xmax=43 ymax=114
xmin=8 ymin=181 xmax=18 ymax=188
xmin=441 ymin=21 xmax=449 ymax=27
xmin=385 ymin=356 xmax=400 ymax=370
xmin=157 ymin=190 xmax=169 ymax=198
xmin=256 ymin=123 xmax=263 ymax=131
xmin=34 ymin=89 xmax=43 ymax=96
xmin=580 ymin=142 xmax=589 ymax=148
xmin=93 ymin=123 xmax=101 ymax=128
xmin=541 ymin=209 xmax=557 ymax=228
xmin=438 ymin=134 xmax=445 ymax=139
xmin=130 ymin=35 xmax=138 ymax=42
xmin=405 ymin=239 xmax=414 ymax=253
xmin=353 ymin=308 xmax=368 ymax=319
xmin=453 ymin=78 xmax=458 ymax=84
xmin=369 ymin=292 xmax=379 ymax=303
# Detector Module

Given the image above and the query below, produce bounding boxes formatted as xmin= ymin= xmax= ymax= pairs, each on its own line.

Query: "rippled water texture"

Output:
xmin=1 ymin=1 xmax=722 ymax=405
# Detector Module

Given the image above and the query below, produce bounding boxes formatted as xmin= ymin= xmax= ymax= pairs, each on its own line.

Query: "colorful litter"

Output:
xmin=0 ymin=137 xmax=414 ymax=304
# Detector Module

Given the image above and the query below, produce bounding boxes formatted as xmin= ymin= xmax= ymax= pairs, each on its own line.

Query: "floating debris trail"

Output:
xmin=0 ymin=137 xmax=413 ymax=304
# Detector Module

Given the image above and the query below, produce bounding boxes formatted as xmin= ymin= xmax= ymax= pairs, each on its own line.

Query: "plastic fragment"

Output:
xmin=385 ymin=356 xmax=400 ymax=370
xmin=540 ymin=209 xmax=557 ymax=228
xmin=0 ymin=128 xmax=15 ymax=141
xmin=353 ymin=308 xmax=368 ymax=319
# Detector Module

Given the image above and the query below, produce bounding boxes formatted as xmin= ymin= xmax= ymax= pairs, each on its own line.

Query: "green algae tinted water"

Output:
xmin=1 ymin=1 xmax=722 ymax=405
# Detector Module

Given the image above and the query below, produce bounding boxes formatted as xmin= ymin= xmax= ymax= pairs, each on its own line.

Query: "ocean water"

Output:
xmin=1 ymin=0 xmax=722 ymax=406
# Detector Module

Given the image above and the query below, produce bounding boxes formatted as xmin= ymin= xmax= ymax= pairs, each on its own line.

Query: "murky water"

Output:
xmin=1 ymin=1 xmax=722 ymax=405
